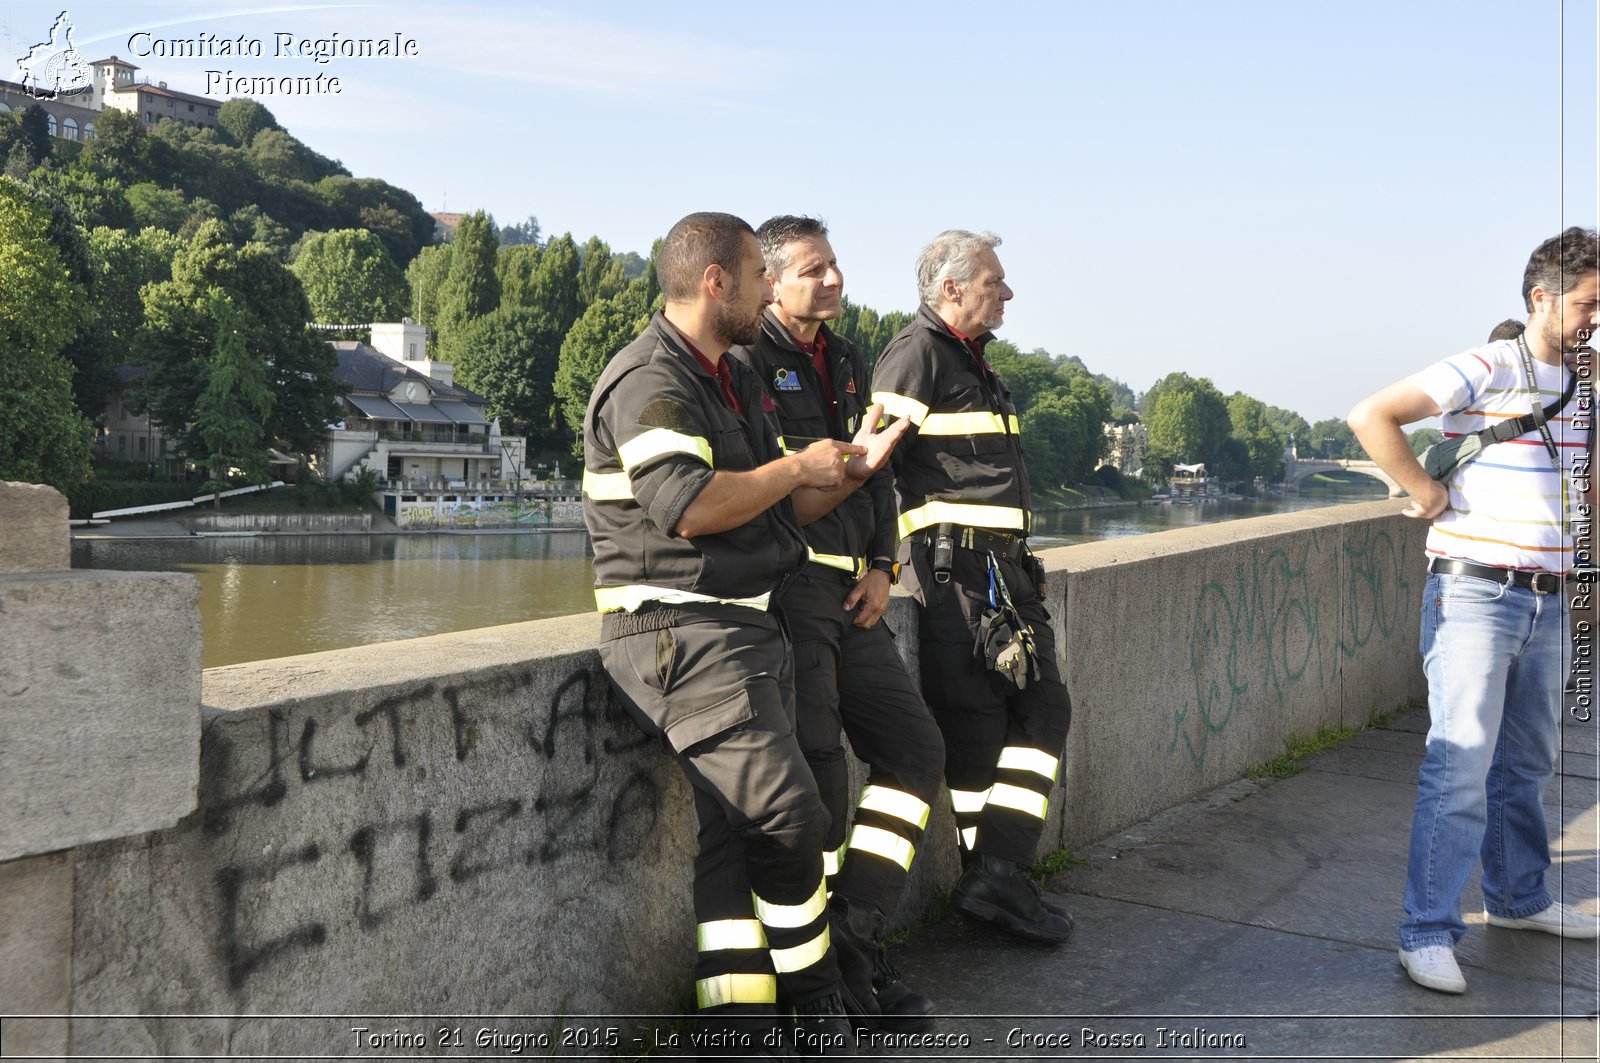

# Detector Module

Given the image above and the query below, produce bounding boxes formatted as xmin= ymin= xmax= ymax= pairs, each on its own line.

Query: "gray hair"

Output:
xmin=916 ymin=230 xmax=1002 ymax=308
xmin=757 ymin=215 xmax=828 ymax=280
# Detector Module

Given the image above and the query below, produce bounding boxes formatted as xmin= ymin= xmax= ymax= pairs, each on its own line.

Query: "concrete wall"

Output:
xmin=187 ymin=513 xmax=374 ymax=534
xmin=0 ymin=493 xmax=1426 ymax=1055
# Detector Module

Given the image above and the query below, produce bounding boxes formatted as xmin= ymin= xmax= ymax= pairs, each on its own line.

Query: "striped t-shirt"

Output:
xmin=1410 ymin=339 xmax=1589 ymax=573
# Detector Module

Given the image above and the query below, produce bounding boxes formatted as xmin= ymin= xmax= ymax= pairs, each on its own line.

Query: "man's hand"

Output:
xmin=793 ymin=438 xmax=867 ymax=490
xmin=1401 ymin=479 xmax=1449 ymax=520
xmin=843 ymin=403 xmax=909 ymax=482
xmin=844 ymin=568 xmax=891 ymax=629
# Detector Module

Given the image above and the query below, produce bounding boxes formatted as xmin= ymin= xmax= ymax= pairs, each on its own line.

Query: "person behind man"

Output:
xmin=1488 ymin=318 xmax=1527 ymax=342
xmin=869 ymin=230 xmax=1074 ymax=944
xmin=727 ymin=216 xmax=946 ymax=1027
xmin=1348 ymin=226 xmax=1600 ymax=995
xmin=582 ymin=211 xmax=905 ymax=1044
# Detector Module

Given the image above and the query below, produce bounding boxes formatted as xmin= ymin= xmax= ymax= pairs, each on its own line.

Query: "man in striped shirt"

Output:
xmin=1349 ymin=226 xmax=1600 ymax=994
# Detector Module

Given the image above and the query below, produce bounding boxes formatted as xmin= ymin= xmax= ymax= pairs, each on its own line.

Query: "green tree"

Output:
xmin=497 ymin=244 xmax=543 ymax=309
xmin=498 ymin=214 xmax=542 ymax=247
xmin=137 ymin=219 xmax=341 ymax=463
xmin=125 ymin=182 xmax=188 ymax=231
xmin=1308 ymin=417 xmax=1369 ymax=461
xmin=405 ymin=243 xmax=453 ymax=326
xmin=454 ymin=307 xmax=565 ymax=447
xmin=578 ymin=235 xmax=627 ymax=305
xmin=435 ymin=210 xmax=500 ymax=356
xmin=1408 ymin=427 xmax=1444 ymax=456
xmin=0 ymin=177 xmax=92 ymax=488
xmin=88 ymin=226 xmax=181 ymax=372
xmin=1144 ymin=372 xmax=1231 ymax=470
xmin=28 ymin=167 xmax=133 ymax=230
xmin=1225 ymin=392 xmax=1288 ymax=483
xmin=194 ymin=289 xmax=274 ymax=503
xmin=554 ymin=280 xmax=654 ymax=458
xmin=217 ymin=98 xmax=280 ymax=148
xmin=532 ymin=233 xmax=583 ymax=334
xmin=291 ymin=229 xmax=408 ymax=324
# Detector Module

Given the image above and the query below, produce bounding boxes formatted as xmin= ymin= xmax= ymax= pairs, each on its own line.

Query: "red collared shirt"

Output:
xmin=673 ymin=326 xmax=744 ymax=417
xmin=938 ymin=316 xmax=995 ymax=376
xmin=789 ymin=327 xmax=840 ymax=433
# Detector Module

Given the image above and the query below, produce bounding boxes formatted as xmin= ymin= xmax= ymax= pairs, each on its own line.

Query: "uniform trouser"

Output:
xmin=779 ymin=565 xmax=947 ymax=917
xmin=904 ymin=542 xmax=1072 ymax=866
xmin=599 ymin=605 xmax=840 ymax=1009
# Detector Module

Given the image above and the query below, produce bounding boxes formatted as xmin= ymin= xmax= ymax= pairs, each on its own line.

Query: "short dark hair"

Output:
xmin=1522 ymin=226 xmax=1599 ymax=312
xmin=756 ymin=215 xmax=828 ymax=277
xmin=1487 ymin=318 xmax=1525 ymax=342
xmin=658 ymin=212 xmax=756 ymax=302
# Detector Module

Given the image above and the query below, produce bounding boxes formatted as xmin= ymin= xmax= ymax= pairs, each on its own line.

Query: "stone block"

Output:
xmin=0 ymin=851 xmax=71 ymax=1056
xmin=0 ymin=571 xmax=201 ymax=862
xmin=0 ymin=481 xmax=69 ymax=574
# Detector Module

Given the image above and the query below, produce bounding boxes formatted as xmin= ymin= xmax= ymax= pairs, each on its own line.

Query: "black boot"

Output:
xmin=951 ymin=853 xmax=1073 ymax=944
xmin=790 ymin=990 xmax=857 ymax=1056
xmin=828 ymin=899 xmax=882 ymax=1025
xmin=871 ymin=947 xmax=935 ymax=1032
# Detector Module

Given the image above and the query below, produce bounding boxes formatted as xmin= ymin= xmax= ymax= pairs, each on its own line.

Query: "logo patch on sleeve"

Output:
xmin=773 ymin=368 xmax=803 ymax=392
xmin=844 ymin=377 xmax=857 ymax=394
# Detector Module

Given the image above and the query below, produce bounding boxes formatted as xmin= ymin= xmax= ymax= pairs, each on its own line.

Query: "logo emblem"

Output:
xmin=773 ymin=368 xmax=802 ymax=392
xmin=15 ymin=11 xmax=92 ymax=100
xmin=844 ymin=377 xmax=857 ymax=394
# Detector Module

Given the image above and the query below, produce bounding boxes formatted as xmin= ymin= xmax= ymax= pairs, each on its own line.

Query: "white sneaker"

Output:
xmin=1398 ymin=946 xmax=1467 ymax=994
xmin=1485 ymin=900 xmax=1600 ymax=939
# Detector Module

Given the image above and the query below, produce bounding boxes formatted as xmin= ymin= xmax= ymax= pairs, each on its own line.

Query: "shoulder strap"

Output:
xmin=1474 ymin=368 xmax=1577 ymax=446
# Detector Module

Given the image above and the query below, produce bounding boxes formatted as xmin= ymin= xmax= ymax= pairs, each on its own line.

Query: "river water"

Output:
xmin=71 ymin=490 xmax=1385 ymax=668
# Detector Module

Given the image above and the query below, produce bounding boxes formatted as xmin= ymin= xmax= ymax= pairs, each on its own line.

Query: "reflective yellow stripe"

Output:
xmin=858 ymin=785 xmax=931 ymax=830
xmin=898 ymin=501 xmax=1027 ymax=539
xmin=697 ymin=919 xmax=767 ymax=952
xmin=776 ymin=434 xmax=788 ymax=454
xmin=696 ymin=973 xmax=777 ymax=1009
xmin=997 ymin=746 xmax=1060 ymax=783
xmin=618 ymin=428 xmax=713 ymax=471
xmin=959 ymin=826 xmax=978 ymax=850
xmin=769 ymin=925 xmax=830 ymax=974
xmin=822 ymin=846 xmax=843 ymax=879
xmin=846 ymin=824 xmax=915 ymax=871
xmin=919 ymin=411 xmax=1010 ymax=436
xmin=949 ymin=787 xmax=989 ymax=814
xmin=753 ymin=881 xmax=827 ymax=929
xmin=581 ymin=469 xmax=633 ymax=501
xmin=808 ymin=548 xmax=864 ymax=576
xmin=986 ymin=782 xmax=1049 ymax=820
xmin=871 ymin=391 xmax=930 ymax=426
xmin=594 ymin=585 xmax=771 ymax=614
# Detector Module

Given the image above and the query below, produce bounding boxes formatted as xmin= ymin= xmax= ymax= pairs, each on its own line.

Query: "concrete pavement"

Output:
xmin=888 ymin=704 xmax=1599 ymax=1062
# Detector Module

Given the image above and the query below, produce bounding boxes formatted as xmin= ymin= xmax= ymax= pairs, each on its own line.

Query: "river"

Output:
xmin=71 ymin=490 xmax=1385 ymax=668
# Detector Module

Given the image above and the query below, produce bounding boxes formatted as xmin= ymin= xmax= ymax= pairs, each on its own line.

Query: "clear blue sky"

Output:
xmin=5 ymin=1 xmax=1595 ymax=424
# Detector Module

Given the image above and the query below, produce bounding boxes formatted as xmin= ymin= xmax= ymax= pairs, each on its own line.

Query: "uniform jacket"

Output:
xmin=582 ymin=311 xmax=807 ymax=609
xmin=728 ymin=310 xmax=897 ymax=570
xmin=870 ymin=304 xmax=1034 ymax=539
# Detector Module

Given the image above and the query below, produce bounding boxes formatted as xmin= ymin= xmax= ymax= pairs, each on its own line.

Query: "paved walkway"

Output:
xmin=889 ymin=705 xmax=1599 ymax=1062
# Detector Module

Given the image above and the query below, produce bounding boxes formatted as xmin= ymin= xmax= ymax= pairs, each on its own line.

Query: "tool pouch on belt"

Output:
xmin=975 ymin=606 xmax=1035 ymax=690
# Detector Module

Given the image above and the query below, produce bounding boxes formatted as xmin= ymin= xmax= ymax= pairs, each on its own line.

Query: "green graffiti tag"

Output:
xmin=1169 ymin=522 xmax=1413 ymax=772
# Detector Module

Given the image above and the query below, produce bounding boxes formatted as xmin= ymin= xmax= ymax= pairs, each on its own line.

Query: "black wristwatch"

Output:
xmin=868 ymin=558 xmax=899 ymax=584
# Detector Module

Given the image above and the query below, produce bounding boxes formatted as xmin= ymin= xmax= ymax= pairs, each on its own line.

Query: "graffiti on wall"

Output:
xmin=197 ymin=665 xmax=662 ymax=990
xmin=1168 ymin=521 xmax=1413 ymax=771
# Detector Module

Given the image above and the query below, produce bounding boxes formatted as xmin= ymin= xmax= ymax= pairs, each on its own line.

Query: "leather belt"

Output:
xmin=923 ymin=525 xmax=1028 ymax=564
xmin=1428 ymin=558 xmax=1567 ymax=595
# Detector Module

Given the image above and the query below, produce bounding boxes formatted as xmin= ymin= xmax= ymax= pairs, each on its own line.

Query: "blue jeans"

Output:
xmin=1400 ymin=571 xmax=1565 ymax=950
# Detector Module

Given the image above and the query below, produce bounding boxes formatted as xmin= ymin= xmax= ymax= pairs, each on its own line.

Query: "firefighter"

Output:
xmin=727 ymin=216 xmax=946 ymax=1028
xmin=869 ymin=229 xmax=1075 ymax=944
xmin=581 ymin=211 xmax=905 ymax=1048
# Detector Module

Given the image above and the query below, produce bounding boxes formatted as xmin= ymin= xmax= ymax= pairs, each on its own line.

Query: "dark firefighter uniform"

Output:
xmin=729 ymin=310 xmax=946 ymax=1021
xmin=869 ymin=305 xmax=1073 ymax=924
xmin=582 ymin=311 xmax=842 ymax=1016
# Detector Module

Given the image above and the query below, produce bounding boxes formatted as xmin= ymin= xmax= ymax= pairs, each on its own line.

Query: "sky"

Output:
xmin=2 ymin=0 xmax=1596 ymax=425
